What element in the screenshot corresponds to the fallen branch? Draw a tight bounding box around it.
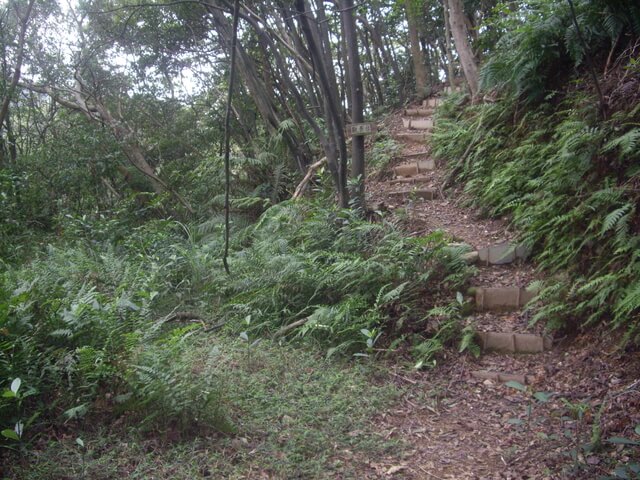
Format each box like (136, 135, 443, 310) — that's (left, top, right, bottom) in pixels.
(292, 157, 327, 199)
(390, 371, 418, 385)
(274, 318, 309, 337)
(166, 311, 204, 322)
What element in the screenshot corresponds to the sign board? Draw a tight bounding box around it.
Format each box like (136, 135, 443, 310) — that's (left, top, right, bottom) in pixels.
(348, 123, 376, 136)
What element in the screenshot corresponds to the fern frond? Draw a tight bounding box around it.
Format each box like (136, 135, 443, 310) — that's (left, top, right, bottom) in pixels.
(601, 204, 632, 236)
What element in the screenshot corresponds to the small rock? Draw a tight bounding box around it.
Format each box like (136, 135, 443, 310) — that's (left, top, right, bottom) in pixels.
(386, 464, 407, 475)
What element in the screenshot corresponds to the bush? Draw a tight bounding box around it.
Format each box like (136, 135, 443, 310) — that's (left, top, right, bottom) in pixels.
(220, 200, 472, 355)
(433, 67, 640, 342)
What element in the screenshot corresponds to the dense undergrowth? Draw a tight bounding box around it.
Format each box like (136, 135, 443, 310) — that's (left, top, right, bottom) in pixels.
(0, 198, 469, 461)
(433, 0, 640, 343)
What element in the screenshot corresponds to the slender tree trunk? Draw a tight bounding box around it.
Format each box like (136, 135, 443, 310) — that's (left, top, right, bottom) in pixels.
(358, 15, 386, 107)
(405, 1, 429, 99)
(296, 0, 348, 207)
(209, 6, 311, 172)
(0, 0, 35, 158)
(442, 0, 456, 85)
(341, 0, 365, 211)
(447, 0, 479, 98)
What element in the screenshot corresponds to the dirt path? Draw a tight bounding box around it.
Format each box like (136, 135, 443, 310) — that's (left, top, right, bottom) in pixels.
(363, 101, 640, 479)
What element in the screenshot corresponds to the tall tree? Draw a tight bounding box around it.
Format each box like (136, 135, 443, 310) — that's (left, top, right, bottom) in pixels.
(341, 0, 365, 210)
(442, 0, 456, 85)
(446, 0, 479, 98)
(405, 0, 429, 98)
(0, 0, 36, 165)
(295, 0, 349, 207)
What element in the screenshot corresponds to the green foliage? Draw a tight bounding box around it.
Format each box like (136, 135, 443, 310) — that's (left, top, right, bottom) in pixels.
(0, 220, 226, 445)
(368, 136, 401, 176)
(480, 0, 640, 103)
(222, 200, 472, 355)
(0, 197, 471, 452)
(5, 340, 401, 479)
(434, 62, 640, 342)
(125, 332, 231, 433)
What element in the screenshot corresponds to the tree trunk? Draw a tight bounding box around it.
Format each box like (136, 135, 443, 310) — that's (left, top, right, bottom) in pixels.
(341, 0, 365, 211)
(0, 0, 36, 166)
(442, 0, 457, 86)
(295, 0, 349, 207)
(405, 1, 429, 99)
(209, 5, 311, 172)
(447, 0, 479, 98)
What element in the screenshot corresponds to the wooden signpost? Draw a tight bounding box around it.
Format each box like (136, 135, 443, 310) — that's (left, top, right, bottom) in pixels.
(348, 122, 376, 136)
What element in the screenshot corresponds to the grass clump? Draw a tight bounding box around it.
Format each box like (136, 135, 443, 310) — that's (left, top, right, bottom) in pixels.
(1, 199, 469, 473)
(6, 339, 401, 480)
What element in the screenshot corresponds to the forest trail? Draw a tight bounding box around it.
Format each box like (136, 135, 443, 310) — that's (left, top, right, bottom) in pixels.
(362, 99, 638, 479)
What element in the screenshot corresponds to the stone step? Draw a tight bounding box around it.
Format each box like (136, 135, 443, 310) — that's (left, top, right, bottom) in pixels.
(402, 118, 434, 130)
(471, 370, 533, 385)
(389, 176, 431, 185)
(401, 150, 430, 159)
(473, 287, 538, 312)
(444, 85, 463, 94)
(478, 242, 530, 265)
(395, 132, 429, 143)
(391, 158, 434, 178)
(389, 188, 438, 201)
(461, 251, 479, 264)
(461, 242, 531, 266)
(418, 158, 435, 171)
(404, 108, 434, 116)
(476, 332, 552, 354)
(393, 163, 418, 177)
(422, 98, 440, 108)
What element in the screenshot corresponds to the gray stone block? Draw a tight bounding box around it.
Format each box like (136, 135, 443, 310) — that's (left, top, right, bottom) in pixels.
(404, 108, 434, 116)
(393, 163, 419, 177)
(471, 370, 532, 385)
(477, 242, 531, 265)
(417, 158, 435, 171)
(401, 118, 434, 130)
(474, 287, 538, 312)
(476, 332, 552, 353)
(389, 188, 438, 201)
(396, 133, 429, 143)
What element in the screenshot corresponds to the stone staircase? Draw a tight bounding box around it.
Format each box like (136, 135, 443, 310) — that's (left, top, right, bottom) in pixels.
(382, 95, 551, 387)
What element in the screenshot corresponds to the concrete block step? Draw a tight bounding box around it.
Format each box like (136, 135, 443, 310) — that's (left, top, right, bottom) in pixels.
(418, 158, 435, 171)
(392, 158, 435, 179)
(478, 242, 530, 265)
(473, 286, 538, 312)
(401, 151, 430, 159)
(389, 176, 431, 185)
(471, 370, 533, 385)
(460, 242, 531, 266)
(389, 188, 438, 201)
(444, 243, 477, 264)
(396, 132, 429, 143)
(476, 331, 552, 354)
(422, 98, 440, 108)
(404, 108, 434, 116)
(393, 163, 418, 177)
(402, 118, 434, 130)
(461, 251, 479, 264)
